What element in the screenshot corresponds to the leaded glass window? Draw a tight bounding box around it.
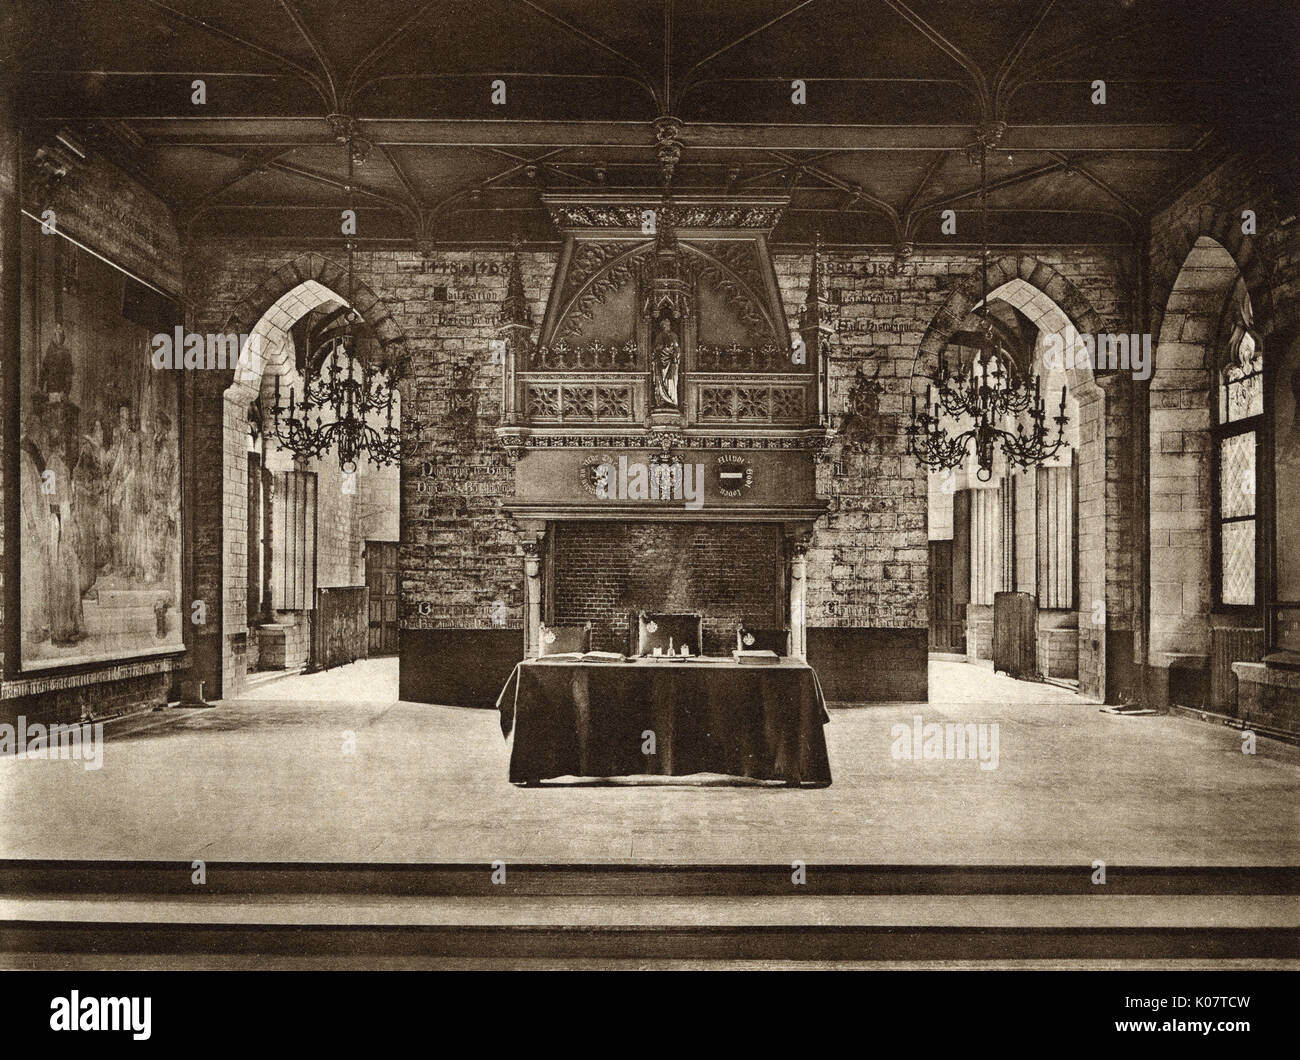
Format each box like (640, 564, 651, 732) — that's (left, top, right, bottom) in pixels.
(1213, 288, 1261, 608)
(1219, 328, 1263, 423)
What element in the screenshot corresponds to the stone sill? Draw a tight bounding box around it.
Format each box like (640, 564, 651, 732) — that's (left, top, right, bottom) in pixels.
(1233, 661, 1300, 691)
(1163, 652, 1208, 670)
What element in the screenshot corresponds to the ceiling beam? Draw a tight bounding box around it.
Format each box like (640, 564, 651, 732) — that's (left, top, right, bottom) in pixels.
(104, 117, 1204, 153)
(349, 70, 659, 111)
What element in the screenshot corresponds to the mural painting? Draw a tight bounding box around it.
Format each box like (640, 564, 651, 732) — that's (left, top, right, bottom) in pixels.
(18, 223, 183, 669)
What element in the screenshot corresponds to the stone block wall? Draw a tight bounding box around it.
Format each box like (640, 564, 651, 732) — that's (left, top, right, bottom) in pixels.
(1145, 148, 1300, 691)
(183, 240, 1132, 704)
(773, 248, 1129, 648)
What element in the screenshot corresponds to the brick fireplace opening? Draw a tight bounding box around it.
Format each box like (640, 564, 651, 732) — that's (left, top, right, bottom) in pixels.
(548, 521, 785, 654)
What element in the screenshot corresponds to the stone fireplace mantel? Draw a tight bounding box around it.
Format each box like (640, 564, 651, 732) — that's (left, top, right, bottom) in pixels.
(502, 500, 827, 525)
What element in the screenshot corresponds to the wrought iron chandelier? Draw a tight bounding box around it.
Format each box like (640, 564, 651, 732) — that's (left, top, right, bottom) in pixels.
(271, 124, 401, 473)
(272, 331, 400, 474)
(905, 136, 1069, 482)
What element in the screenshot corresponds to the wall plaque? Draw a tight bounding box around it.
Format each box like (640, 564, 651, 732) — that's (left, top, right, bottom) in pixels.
(715, 455, 755, 497)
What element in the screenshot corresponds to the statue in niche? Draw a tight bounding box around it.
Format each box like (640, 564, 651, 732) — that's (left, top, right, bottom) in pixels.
(651, 310, 682, 409)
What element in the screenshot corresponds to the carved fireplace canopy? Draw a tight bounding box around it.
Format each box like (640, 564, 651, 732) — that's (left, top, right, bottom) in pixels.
(496, 192, 830, 450)
(498, 191, 830, 532)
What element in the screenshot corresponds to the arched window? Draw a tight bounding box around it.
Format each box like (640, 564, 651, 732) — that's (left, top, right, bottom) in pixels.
(1212, 285, 1263, 607)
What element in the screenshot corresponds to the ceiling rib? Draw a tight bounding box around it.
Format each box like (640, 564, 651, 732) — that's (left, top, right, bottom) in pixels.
(677, 0, 819, 104)
(377, 143, 425, 213)
(505, 0, 661, 111)
(768, 149, 902, 242)
(179, 145, 299, 231)
(199, 148, 417, 221)
(129, 0, 332, 106)
(1047, 152, 1141, 216)
(915, 159, 1067, 215)
(20, 1, 1254, 246)
(341, 0, 443, 108)
(900, 152, 949, 238)
(276, 0, 340, 108)
(880, 0, 989, 118)
(992, 0, 1056, 117)
(1001, 10, 1162, 112)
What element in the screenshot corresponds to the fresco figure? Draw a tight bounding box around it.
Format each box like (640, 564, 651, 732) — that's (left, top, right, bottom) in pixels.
(44, 438, 86, 646)
(19, 436, 53, 648)
(107, 403, 145, 579)
(19, 227, 184, 669)
(73, 419, 111, 591)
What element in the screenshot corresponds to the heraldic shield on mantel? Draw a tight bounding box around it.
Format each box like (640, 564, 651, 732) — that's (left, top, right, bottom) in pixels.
(17, 217, 184, 670)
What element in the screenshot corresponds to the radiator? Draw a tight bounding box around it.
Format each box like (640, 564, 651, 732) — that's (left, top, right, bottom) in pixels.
(1210, 627, 1266, 712)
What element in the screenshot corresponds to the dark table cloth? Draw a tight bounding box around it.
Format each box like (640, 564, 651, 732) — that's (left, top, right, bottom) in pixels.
(496, 658, 832, 786)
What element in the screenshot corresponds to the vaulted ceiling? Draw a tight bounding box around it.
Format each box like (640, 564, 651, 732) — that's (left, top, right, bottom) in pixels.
(8, 0, 1295, 249)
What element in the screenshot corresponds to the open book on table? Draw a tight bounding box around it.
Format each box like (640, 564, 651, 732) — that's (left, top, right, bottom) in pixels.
(539, 650, 627, 663)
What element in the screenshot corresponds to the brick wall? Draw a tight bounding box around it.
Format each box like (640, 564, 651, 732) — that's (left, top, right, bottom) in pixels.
(1, 670, 169, 728)
(186, 244, 553, 652)
(551, 521, 783, 654)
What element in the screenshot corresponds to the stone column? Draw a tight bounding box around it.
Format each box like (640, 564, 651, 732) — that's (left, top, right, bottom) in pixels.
(789, 541, 809, 660)
(523, 541, 543, 658)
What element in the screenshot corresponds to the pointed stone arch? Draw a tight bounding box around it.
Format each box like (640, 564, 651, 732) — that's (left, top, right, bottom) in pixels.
(1147, 236, 1244, 668)
(913, 254, 1121, 702)
(914, 254, 1108, 384)
(219, 251, 408, 358)
(1143, 198, 1297, 684)
(202, 256, 411, 699)
(1149, 204, 1277, 344)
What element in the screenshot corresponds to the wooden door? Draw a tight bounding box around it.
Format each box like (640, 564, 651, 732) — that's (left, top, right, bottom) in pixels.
(365, 540, 399, 655)
(928, 540, 965, 652)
